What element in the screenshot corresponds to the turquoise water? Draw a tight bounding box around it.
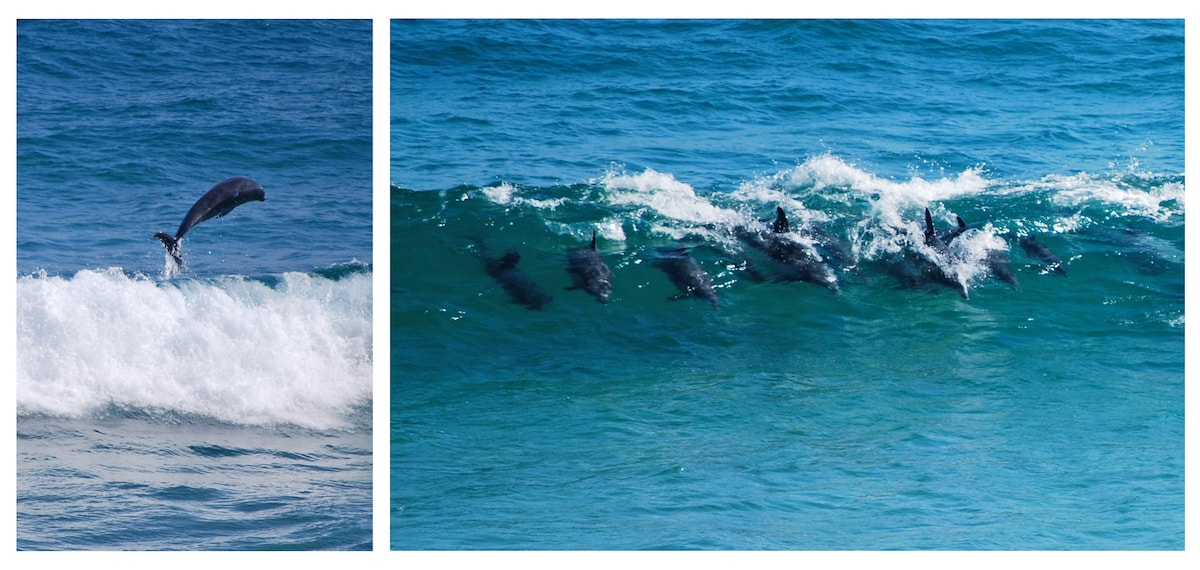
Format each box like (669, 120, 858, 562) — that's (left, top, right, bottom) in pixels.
(391, 20, 1183, 549)
(16, 19, 373, 550)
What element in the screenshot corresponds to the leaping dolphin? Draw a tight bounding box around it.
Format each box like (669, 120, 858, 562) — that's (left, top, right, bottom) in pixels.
(154, 176, 266, 267)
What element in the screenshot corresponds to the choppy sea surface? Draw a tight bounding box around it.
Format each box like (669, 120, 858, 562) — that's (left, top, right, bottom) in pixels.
(391, 19, 1184, 550)
(16, 19, 373, 550)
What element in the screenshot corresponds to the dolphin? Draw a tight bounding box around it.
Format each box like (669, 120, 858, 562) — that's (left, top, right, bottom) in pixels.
(938, 212, 1019, 291)
(1018, 235, 1068, 276)
(985, 249, 1021, 291)
(920, 208, 969, 298)
(882, 257, 941, 294)
(154, 176, 265, 267)
(940, 214, 968, 244)
(566, 230, 615, 303)
(653, 246, 719, 307)
(473, 240, 553, 310)
(923, 208, 951, 255)
(737, 207, 839, 292)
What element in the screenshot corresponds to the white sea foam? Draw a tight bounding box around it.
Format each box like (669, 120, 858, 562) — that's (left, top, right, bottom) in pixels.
(480, 182, 517, 204)
(1036, 173, 1185, 221)
(730, 175, 829, 227)
(16, 268, 372, 430)
(782, 154, 993, 206)
(598, 167, 743, 226)
(480, 181, 568, 210)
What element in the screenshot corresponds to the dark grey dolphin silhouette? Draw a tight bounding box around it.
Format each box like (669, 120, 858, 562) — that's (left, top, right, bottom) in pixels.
(653, 246, 719, 307)
(738, 207, 839, 292)
(566, 230, 615, 303)
(470, 238, 553, 310)
(1018, 235, 1068, 276)
(154, 176, 265, 267)
(921, 208, 969, 298)
(485, 251, 553, 310)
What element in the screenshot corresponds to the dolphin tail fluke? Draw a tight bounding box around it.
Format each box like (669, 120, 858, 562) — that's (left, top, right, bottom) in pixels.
(154, 231, 183, 267)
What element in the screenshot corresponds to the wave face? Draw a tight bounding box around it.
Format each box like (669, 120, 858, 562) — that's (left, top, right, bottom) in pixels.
(17, 264, 373, 430)
(392, 157, 1182, 313)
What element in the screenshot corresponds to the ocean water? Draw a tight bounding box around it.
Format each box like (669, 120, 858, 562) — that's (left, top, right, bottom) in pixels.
(16, 19, 374, 550)
(391, 20, 1184, 549)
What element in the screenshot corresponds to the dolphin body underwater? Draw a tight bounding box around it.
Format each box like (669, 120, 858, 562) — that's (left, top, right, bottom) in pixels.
(653, 245, 719, 307)
(566, 230, 615, 303)
(484, 250, 554, 310)
(154, 176, 266, 268)
(469, 238, 554, 310)
(933, 210, 1021, 292)
(1018, 234, 1068, 276)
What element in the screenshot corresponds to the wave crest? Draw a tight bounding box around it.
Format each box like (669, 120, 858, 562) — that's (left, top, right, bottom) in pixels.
(16, 266, 372, 430)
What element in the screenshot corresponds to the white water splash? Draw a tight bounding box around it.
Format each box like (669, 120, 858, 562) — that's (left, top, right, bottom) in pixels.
(16, 268, 372, 430)
(598, 167, 743, 226)
(481, 181, 568, 210)
(1030, 173, 1184, 221)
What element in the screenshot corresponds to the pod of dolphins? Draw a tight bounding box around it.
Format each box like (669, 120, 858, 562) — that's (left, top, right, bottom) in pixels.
(472, 205, 1070, 310)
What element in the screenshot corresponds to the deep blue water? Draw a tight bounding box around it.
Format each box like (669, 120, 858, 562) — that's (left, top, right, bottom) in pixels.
(16, 19, 373, 550)
(391, 20, 1184, 550)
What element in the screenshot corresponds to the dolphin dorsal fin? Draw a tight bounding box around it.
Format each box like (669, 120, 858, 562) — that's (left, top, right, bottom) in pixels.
(957, 216, 966, 229)
(590, 230, 597, 250)
(924, 208, 936, 242)
(772, 206, 790, 233)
